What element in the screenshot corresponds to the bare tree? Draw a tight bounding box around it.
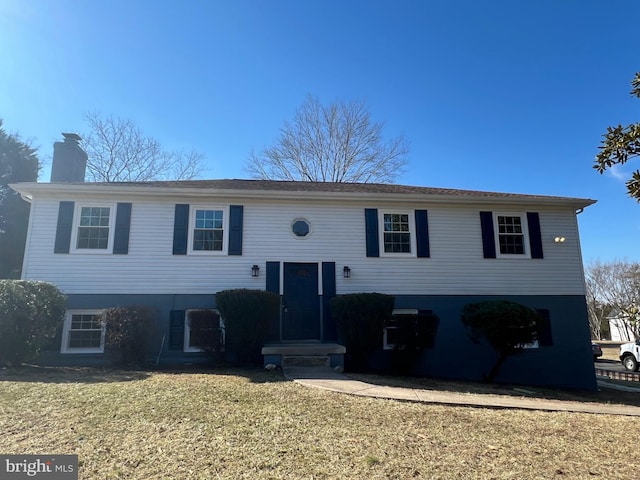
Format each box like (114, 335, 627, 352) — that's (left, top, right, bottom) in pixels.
(585, 260, 640, 340)
(246, 95, 408, 183)
(82, 112, 204, 182)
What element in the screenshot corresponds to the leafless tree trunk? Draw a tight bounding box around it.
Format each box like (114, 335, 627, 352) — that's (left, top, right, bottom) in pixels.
(82, 112, 204, 182)
(585, 260, 640, 340)
(246, 95, 408, 183)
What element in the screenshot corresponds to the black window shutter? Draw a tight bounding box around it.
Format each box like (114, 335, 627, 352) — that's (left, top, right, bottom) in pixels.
(113, 203, 132, 254)
(172, 204, 189, 255)
(535, 309, 553, 346)
(266, 261, 280, 294)
(479, 211, 496, 259)
(527, 212, 544, 259)
(415, 209, 430, 258)
(322, 262, 337, 341)
(54, 201, 75, 254)
(168, 310, 185, 351)
(228, 205, 243, 256)
(364, 208, 379, 257)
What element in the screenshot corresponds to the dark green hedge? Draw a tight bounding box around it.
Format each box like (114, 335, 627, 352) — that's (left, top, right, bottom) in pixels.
(0, 280, 66, 366)
(216, 289, 280, 364)
(330, 293, 394, 370)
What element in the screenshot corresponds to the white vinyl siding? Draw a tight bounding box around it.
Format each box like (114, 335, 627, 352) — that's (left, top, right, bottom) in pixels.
(22, 195, 587, 296)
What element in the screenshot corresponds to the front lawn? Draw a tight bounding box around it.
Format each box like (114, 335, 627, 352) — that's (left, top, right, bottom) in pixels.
(0, 366, 634, 479)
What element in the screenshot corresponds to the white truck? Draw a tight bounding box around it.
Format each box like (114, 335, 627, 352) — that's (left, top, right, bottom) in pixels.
(620, 340, 640, 371)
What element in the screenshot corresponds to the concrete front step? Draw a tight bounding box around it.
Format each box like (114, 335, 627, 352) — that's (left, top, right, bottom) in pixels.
(262, 343, 345, 369)
(282, 356, 329, 367)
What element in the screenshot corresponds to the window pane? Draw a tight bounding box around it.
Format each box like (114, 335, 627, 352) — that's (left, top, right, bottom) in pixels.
(384, 232, 411, 253)
(77, 226, 109, 249)
(499, 234, 525, 254)
(193, 229, 223, 251)
(498, 216, 522, 234)
(497, 215, 525, 255)
(68, 330, 102, 348)
(80, 207, 110, 227)
(383, 212, 411, 253)
(77, 207, 110, 249)
(193, 210, 224, 251)
(68, 314, 102, 349)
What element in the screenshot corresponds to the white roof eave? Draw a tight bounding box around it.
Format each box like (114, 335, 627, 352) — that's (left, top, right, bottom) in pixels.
(8, 182, 597, 209)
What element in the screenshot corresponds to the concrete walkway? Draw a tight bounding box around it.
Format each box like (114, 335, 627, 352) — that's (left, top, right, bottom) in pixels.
(282, 366, 640, 417)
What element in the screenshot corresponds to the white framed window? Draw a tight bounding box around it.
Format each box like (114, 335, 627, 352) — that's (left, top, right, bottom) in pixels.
(383, 309, 419, 350)
(494, 213, 530, 258)
(61, 310, 105, 354)
(188, 206, 229, 254)
(379, 210, 416, 257)
(184, 309, 225, 352)
(71, 204, 115, 253)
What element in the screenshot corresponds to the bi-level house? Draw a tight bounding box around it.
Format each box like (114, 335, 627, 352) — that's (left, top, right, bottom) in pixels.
(10, 134, 597, 389)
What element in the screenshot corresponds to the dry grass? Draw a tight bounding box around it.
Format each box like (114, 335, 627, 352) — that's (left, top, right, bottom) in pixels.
(1, 365, 639, 479)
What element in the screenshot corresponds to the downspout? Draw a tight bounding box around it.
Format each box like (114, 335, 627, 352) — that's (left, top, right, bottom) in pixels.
(18, 192, 33, 280)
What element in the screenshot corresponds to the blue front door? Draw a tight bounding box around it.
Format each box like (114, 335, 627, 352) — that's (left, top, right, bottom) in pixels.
(283, 262, 320, 340)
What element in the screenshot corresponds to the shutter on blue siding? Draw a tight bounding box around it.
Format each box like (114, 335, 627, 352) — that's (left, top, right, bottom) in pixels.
(266, 261, 280, 294)
(322, 262, 337, 341)
(113, 202, 132, 254)
(168, 310, 185, 350)
(172, 204, 189, 255)
(364, 208, 379, 257)
(527, 212, 544, 259)
(535, 309, 553, 346)
(479, 211, 496, 259)
(228, 205, 243, 256)
(54, 201, 75, 254)
(415, 210, 430, 258)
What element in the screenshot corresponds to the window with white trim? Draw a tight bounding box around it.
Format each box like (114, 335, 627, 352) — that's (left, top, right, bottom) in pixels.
(71, 204, 115, 252)
(380, 211, 415, 256)
(184, 309, 225, 352)
(189, 206, 228, 254)
(495, 213, 529, 256)
(61, 310, 105, 353)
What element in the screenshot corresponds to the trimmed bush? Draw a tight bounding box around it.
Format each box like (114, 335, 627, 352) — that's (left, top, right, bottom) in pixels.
(100, 306, 156, 366)
(330, 293, 394, 370)
(215, 289, 280, 365)
(0, 280, 66, 366)
(461, 300, 542, 382)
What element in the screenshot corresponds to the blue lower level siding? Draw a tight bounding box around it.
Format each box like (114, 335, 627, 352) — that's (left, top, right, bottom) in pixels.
(45, 293, 595, 391)
(391, 294, 596, 391)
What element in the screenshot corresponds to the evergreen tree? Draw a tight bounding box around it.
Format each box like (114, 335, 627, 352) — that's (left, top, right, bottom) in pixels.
(0, 120, 39, 278)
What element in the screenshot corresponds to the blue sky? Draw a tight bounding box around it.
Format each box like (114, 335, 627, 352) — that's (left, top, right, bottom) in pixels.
(1, 0, 639, 264)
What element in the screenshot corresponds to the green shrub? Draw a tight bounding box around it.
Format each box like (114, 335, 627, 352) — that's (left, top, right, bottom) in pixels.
(0, 280, 66, 366)
(100, 306, 156, 366)
(330, 293, 394, 370)
(215, 289, 280, 365)
(461, 300, 542, 382)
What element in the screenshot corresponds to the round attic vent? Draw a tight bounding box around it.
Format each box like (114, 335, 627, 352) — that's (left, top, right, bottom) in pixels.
(292, 219, 311, 237)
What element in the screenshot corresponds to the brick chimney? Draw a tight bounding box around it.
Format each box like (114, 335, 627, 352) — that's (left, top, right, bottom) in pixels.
(51, 133, 87, 182)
